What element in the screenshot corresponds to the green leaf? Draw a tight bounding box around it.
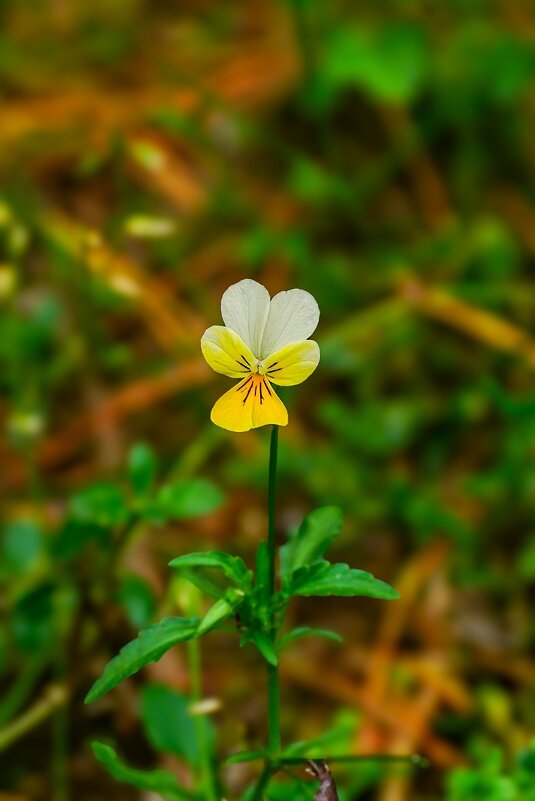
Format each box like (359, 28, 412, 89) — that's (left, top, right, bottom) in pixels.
(277, 626, 343, 652)
(286, 561, 399, 600)
(177, 567, 225, 600)
(280, 506, 343, 579)
(128, 443, 158, 496)
(1, 519, 43, 574)
(92, 742, 195, 801)
(169, 551, 252, 590)
(281, 709, 357, 758)
(117, 574, 156, 628)
(70, 483, 129, 527)
(85, 617, 199, 703)
(154, 479, 224, 521)
(141, 684, 213, 765)
(225, 748, 269, 764)
(248, 630, 278, 666)
(197, 589, 244, 636)
(323, 24, 427, 103)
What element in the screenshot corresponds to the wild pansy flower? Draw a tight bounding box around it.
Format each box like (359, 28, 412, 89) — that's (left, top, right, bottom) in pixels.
(201, 279, 320, 431)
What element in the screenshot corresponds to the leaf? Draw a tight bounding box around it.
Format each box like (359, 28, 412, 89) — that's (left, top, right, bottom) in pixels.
(281, 710, 357, 758)
(141, 684, 213, 765)
(154, 479, 224, 521)
(286, 561, 399, 600)
(177, 567, 225, 600)
(117, 574, 156, 629)
(248, 629, 278, 666)
(280, 506, 343, 579)
(323, 24, 427, 103)
(169, 552, 252, 590)
(92, 742, 195, 801)
(70, 483, 130, 527)
(128, 443, 158, 496)
(225, 748, 269, 765)
(197, 589, 244, 636)
(1, 519, 43, 574)
(277, 626, 343, 652)
(85, 617, 199, 703)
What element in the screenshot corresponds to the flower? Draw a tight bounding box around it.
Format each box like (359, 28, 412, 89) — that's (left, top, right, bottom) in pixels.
(201, 279, 320, 432)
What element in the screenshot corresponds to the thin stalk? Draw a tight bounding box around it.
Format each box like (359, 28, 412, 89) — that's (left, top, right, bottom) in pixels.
(0, 685, 67, 753)
(266, 425, 281, 756)
(250, 761, 275, 801)
(187, 626, 217, 801)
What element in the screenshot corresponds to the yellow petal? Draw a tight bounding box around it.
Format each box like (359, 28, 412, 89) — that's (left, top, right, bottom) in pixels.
(201, 326, 256, 379)
(262, 340, 320, 386)
(211, 375, 288, 432)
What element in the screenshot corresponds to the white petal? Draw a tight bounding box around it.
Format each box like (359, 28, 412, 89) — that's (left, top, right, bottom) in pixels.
(221, 279, 270, 356)
(260, 288, 320, 357)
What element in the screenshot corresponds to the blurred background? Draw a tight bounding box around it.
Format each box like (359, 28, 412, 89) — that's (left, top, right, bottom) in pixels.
(1, 1, 535, 799)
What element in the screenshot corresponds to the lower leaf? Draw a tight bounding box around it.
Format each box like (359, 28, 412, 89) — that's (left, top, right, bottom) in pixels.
(85, 616, 199, 703)
(92, 742, 196, 801)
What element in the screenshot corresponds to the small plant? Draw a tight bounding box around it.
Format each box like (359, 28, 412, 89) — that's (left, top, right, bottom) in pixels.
(85, 280, 400, 800)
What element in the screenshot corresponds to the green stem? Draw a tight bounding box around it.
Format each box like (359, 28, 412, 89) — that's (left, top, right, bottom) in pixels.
(0, 685, 67, 753)
(250, 761, 275, 801)
(267, 425, 279, 597)
(266, 425, 281, 756)
(187, 625, 217, 801)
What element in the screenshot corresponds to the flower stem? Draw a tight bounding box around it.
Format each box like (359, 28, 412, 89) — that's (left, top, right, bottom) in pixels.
(266, 425, 281, 756)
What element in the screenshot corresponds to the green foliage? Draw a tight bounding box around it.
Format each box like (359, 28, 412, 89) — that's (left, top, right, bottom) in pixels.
(85, 617, 199, 703)
(276, 626, 343, 652)
(70, 483, 129, 528)
(279, 506, 343, 578)
(1, 519, 43, 574)
(283, 560, 399, 600)
(321, 23, 428, 103)
(141, 684, 214, 766)
(92, 742, 195, 801)
(128, 442, 158, 496)
(150, 479, 224, 522)
(445, 745, 535, 801)
(117, 573, 156, 629)
(170, 551, 253, 591)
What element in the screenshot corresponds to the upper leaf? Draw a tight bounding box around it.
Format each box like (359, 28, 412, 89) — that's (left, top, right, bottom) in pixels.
(85, 616, 199, 703)
(279, 506, 343, 579)
(169, 551, 252, 591)
(92, 742, 195, 801)
(285, 561, 399, 600)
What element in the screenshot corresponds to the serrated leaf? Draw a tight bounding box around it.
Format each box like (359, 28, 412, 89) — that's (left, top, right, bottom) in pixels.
(169, 551, 252, 590)
(128, 443, 158, 496)
(92, 742, 195, 800)
(286, 561, 399, 600)
(277, 626, 343, 652)
(197, 589, 244, 636)
(85, 617, 199, 703)
(280, 506, 343, 579)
